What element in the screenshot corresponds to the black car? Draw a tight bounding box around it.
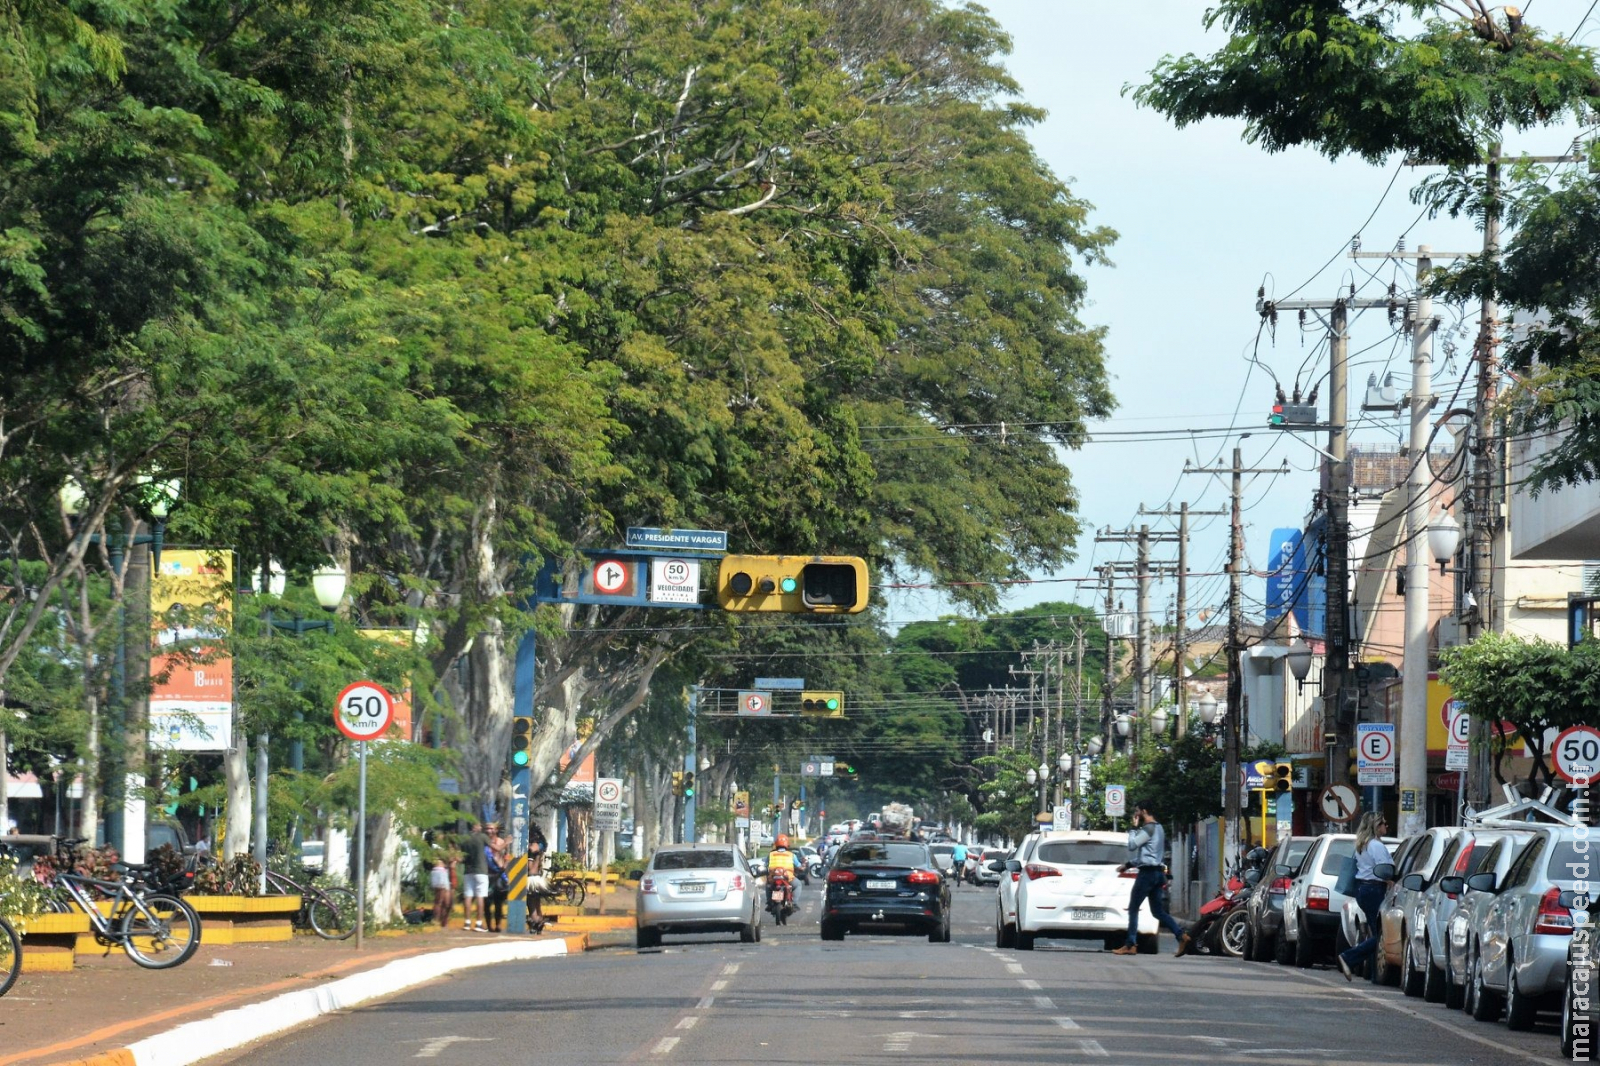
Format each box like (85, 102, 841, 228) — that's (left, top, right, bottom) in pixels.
(821, 839, 951, 942)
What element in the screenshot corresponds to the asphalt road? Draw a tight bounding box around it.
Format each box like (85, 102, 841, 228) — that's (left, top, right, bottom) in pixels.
(214, 883, 1570, 1065)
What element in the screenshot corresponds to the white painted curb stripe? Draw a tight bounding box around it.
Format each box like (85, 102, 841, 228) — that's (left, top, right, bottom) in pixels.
(125, 939, 571, 1066)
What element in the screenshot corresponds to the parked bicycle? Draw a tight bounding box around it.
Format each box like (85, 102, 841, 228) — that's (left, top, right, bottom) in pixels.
(548, 872, 586, 907)
(40, 838, 200, 969)
(0, 915, 20, 997)
(263, 868, 356, 940)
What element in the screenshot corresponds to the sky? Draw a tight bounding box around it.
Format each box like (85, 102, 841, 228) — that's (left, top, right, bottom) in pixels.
(883, 1, 1599, 635)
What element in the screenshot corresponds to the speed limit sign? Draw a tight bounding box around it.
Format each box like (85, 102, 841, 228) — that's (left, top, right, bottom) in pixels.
(334, 680, 395, 741)
(1553, 725, 1600, 783)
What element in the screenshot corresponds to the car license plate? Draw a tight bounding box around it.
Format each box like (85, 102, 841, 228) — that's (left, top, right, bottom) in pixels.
(678, 882, 709, 894)
(865, 879, 898, 890)
(1072, 908, 1101, 922)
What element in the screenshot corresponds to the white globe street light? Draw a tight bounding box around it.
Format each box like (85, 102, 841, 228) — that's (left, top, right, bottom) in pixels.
(1429, 511, 1463, 570)
(1086, 736, 1105, 757)
(1058, 753, 1073, 775)
(311, 565, 347, 610)
(1114, 714, 1133, 738)
(1025, 769, 1038, 786)
(1197, 691, 1221, 726)
(1150, 707, 1170, 735)
(1286, 639, 1313, 692)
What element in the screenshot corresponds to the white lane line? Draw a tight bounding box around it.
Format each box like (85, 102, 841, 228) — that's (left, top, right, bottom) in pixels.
(1032, 996, 1055, 1009)
(697, 995, 715, 1009)
(1078, 1039, 1109, 1057)
(415, 1037, 490, 1058)
(1018, 979, 1042, 990)
(1294, 971, 1565, 1066)
(652, 1037, 679, 1055)
(675, 1017, 699, 1030)
(1005, 962, 1026, 974)
(710, 980, 728, 991)
(722, 963, 740, 975)
(1055, 1017, 1082, 1030)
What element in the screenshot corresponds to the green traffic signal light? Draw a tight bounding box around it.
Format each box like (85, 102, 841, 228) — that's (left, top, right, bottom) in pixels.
(683, 771, 695, 798)
(510, 718, 533, 769)
(780, 576, 798, 593)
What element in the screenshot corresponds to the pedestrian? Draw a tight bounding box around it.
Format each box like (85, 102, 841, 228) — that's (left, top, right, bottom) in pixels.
(429, 851, 454, 928)
(462, 821, 491, 931)
(527, 824, 548, 934)
(1113, 799, 1191, 956)
(485, 823, 510, 933)
(1338, 811, 1393, 981)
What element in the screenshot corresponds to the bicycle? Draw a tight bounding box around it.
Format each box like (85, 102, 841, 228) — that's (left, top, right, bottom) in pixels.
(43, 838, 200, 969)
(0, 915, 19, 997)
(549, 872, 586, 907)
(263, 868, 356, 940)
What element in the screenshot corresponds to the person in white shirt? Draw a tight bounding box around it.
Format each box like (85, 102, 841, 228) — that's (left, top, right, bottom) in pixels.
(1338, 811, 1393, 981)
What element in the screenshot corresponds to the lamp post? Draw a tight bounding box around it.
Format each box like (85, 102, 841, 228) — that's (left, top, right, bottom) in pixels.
(1286, 640, 1313, 692)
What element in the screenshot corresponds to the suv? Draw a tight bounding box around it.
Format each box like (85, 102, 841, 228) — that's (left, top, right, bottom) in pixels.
(1245, 835, 1313, 963)
(1013, 831, 1155, 952)
(1281, 832, 1397, 968)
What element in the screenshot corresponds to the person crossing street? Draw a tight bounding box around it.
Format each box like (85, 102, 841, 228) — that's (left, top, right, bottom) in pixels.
(1113, 800, 1190, 956)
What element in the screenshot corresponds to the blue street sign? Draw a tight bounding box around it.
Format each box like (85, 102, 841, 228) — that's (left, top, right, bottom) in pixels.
(626, 527, 728, 552)
(755, 677, 806, 690)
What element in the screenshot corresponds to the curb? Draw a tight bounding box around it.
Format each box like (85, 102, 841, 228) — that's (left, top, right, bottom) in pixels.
(67, 936, 587, 1066)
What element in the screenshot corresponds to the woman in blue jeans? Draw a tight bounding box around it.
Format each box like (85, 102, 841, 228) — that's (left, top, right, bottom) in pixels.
(1338, 811, 1392, 981)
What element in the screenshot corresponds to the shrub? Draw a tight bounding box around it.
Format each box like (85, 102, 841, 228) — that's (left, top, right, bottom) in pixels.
(0, 855, 53, 929)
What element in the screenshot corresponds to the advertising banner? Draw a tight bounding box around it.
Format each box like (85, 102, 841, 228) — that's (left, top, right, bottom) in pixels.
(357, 629, 416, 741)
(148, 550, 234, 752)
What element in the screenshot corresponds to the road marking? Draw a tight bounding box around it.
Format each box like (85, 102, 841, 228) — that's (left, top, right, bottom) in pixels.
(722, 963, 740, 975)
(1005, 962, 1026, 974)
(652, 1037, 678, 1055)
(1078, 1039, 1109, 1057)
(1032, 996, 1055, 1009)
(415, 1036, 490, 1058)
(697, 996, 715, 1009)
(1055, 1017, 1082, 1030)
(1018, 979, 1042, 990)
(710, 980, 728, 991)
(675, 1017, 699, 1030)
(885, 1032, 914, 1052)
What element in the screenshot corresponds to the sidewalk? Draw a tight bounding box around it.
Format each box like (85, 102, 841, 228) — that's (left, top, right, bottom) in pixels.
(0, 925, 588, 1066)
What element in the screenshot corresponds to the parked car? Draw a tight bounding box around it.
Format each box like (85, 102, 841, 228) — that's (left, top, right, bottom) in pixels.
(929, 843, 956, 874)
(820, 838, 951, 942)
(1560, 892, 1599, 1059)
(1280, 832, 1398, 968)
(995, 831, 1043, 948)
(1377, 826, 1466, 992)
(1244, 835, 1313, 963)
(1443, 829, 1534, 1009)
(974, 847, 1009, 887)
(1454, 823, 1588, 1029)
(1400, 826, 1531, 1004)
(634, 843, 762, 948)
(1012, 830, 1157, 953)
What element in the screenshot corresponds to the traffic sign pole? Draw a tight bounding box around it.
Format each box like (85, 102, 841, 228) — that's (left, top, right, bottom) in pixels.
(685, 685, 698, 843)
(332, 681, 393, 951)
(356, 738, 368, 951)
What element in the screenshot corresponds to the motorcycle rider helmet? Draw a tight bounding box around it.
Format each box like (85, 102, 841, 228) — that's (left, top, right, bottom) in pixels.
(1246, 846, 1270, 866)
(775, 834, 790, 849)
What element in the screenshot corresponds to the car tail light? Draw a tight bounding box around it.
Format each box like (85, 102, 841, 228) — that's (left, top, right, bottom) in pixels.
(826, 869, 857, 883)
(730, 874, 744, 891)
(1010, 871, 1020, 883)
(1025, 864, 1061, 880)
(1536, 887, 1575, 935)
(1307, 885, 1329, 911)
(907, 870, 941, 885)
(1269, 876, 1291, 895)
(641, 877, 656, 894)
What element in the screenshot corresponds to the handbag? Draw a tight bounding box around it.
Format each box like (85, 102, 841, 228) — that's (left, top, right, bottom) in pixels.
(1334, 853, 1357, 897)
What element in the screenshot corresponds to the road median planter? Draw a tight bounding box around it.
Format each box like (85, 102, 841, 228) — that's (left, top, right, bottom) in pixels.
(182, 895, 300, 945)
(11, 912, 90, 972)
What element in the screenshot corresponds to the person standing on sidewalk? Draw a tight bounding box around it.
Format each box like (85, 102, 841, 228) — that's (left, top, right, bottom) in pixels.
(1338, 812, 1393, 981)
(485, 823, 510, 933)
(462, 822, 491, 931)
(1113, 800, 1190, 956)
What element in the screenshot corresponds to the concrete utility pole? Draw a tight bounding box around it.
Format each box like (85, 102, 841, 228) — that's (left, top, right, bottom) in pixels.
(1095, 527, 1178, 720)
(1186, 445, 1289, 863)
(1101, 565, 1118, 754)
(1403, 248, 1436, 839)
(1140, 503, 1228, 737)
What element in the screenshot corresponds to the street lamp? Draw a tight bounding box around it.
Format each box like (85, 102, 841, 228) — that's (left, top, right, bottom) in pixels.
(1286, 640, 1313, 692)
(1085, 735, 1105, 757)
(1429, 512, 1463, 572)
(1149, 707, 1170, 735)
(1114, 714, 1133, 738)
(1197, 691, 1221, 727)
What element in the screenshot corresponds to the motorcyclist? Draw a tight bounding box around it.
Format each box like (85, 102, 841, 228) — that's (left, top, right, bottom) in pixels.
(767, 834, 798, 907)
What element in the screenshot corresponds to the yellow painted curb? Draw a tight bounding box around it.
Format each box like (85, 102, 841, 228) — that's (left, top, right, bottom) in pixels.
(8, 913, 90, 935)
(547, 915, 632, 932)
(185, 895, 301, 915)
(562, 933, 590, 953)
(56, 1050, 136, 1066)
(20, 946, 73, 973)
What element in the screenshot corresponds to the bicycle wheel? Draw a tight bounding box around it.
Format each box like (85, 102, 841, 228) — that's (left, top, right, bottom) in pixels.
(308, 886, 357, 940)
(119, 894, 200, 969)
(557, 876, 586, 907)
(0, 917, 20, 997)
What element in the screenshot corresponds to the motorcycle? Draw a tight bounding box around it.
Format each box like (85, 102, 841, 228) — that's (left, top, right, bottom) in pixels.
(1185, 847, 1268, 958)
(766, 871, 797, 925)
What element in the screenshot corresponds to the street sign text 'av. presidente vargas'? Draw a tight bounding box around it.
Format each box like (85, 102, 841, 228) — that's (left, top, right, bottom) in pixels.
(625, 527, 728, 553)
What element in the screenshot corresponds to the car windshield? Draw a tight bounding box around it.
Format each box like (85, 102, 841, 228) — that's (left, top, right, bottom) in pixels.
(654, 850, 735, 871)
(1034, 840, 1124, 866)
(838, 843, 928, 868)
(930, 844, 954, 857)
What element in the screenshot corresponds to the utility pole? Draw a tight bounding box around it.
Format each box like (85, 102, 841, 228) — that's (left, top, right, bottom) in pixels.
(1404, 249, 1436, 838)
(1096, 526, 1179, 721)
(1140, 503, 1228, 737)
(1186, 446, 1289, 866)
(1101, 565, 1117, 755)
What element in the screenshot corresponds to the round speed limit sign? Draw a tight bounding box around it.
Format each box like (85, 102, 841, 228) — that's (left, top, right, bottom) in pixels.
(1553, 725, 1600, 784)
(334, 680, 395, 741)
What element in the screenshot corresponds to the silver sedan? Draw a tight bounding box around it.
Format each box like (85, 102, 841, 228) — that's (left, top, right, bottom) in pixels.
(635, 844, 763, 948)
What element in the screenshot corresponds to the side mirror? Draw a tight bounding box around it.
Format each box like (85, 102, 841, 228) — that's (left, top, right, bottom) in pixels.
(987, 860, 1006, 873)
(1005, 859, 1023, 873)
(627, 869, 644, 881)
(1464, 871, 1498, 894)
(1400, 873, 1426, 892)
(1373, 862, 1396, 883)
(1275, 864, 1295, 878)
(1438, 875, 1465, 896)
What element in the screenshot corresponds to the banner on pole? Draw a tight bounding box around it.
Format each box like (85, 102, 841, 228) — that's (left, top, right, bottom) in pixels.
(148, 549, 234, 752)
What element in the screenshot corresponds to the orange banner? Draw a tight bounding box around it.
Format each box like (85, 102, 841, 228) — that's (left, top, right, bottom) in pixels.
(149, 550, 234, 752)
(357, 628, 415, 741)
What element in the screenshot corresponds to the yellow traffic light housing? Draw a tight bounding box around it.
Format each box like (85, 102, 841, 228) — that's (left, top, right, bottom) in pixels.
(1272, 761, 1294, 792)
(716, 555, 868, 613)
(800, 690, 844, 717)
(510, 718, 533, 768)
(671, 771, 685, 796)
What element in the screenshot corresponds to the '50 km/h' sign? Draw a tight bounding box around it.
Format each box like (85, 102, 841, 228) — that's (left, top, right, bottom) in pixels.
(1553, 725, 1600, 784)
(334, 680, 394, 741)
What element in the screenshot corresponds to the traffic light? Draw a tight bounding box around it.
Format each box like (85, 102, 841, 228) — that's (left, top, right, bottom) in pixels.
(801, 690, 844, 717)
(836, 762, 856, 777)
(682, 772, 695, 799)
(1272, 761, 1294, 793)
(671, 771, 685, 796)
(1269, 403, 1285, 426)
(510, 718, 533, 768)
(716, 555, 869, 613)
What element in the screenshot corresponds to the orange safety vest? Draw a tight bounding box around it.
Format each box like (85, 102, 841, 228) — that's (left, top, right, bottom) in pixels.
(767, 849, 796, 877)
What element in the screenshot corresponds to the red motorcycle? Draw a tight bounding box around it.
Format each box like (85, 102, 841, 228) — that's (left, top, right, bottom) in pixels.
(767, 870, 797, 925)
(1185, 847, 1268, 958)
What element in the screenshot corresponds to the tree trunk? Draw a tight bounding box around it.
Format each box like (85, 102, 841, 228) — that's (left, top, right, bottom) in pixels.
(363, 810, 403, 923)
(457, 493, 514, 822)
(223, 730, 251, 859)
(80, 691, 100, 840)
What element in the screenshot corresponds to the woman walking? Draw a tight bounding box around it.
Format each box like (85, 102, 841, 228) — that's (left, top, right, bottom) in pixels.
(1338, 811, 1393, 981)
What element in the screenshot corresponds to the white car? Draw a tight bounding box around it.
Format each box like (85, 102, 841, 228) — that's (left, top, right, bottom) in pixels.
(995, 831, 1042, 948)
(1013, 830, 1156, 952)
